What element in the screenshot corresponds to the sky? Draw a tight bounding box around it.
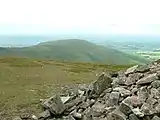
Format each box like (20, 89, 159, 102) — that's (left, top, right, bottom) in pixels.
(0, 0, 160, 35)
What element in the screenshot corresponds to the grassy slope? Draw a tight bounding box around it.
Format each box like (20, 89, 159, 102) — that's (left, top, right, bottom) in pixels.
(0, 57, 131, 118)
(0, 39, 148, 65)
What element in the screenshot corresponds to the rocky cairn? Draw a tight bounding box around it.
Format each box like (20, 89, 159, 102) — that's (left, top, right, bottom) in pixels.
(14, 60, 160, 120)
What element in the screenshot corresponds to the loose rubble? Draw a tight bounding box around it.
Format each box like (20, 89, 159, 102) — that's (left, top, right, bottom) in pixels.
(13, 59, 160, 120)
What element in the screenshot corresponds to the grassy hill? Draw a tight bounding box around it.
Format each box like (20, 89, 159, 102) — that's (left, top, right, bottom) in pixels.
(0, 57, 131, 119)
(0, 39, 149, 65)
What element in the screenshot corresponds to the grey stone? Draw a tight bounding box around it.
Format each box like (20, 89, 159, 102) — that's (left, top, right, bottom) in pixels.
(41, 94, 65, 115)
(125, 73, 143, 86)
(131, 88, 138, 95)
(132, 108, 144, 117)
(141, 103, 154, 115)
(129, 114, 140, 120)
(65, 96, 84, 112)
(113, 87, 131, 97)
(110, 107, 127, 120)
(155, 104, 160, 113)
(146, 96, 157, 110)
(119, 97, 132, 115)
(125, 65, 138, 75)
(117, 71, 126, 85)
(13, 116, 22, 120)
(83, 107, 93, 120)
(31, 115, 38, 120)
(137, 86, 149, 103)
(136, 65, 150, 73)
(38, 110, 51, 119)
(71, 111, 82, 119)
(157, 71, 160, 79)
(105, 106, 116, 114)
(79, 99, 95, 109)
(152, 116, 160, 120)
(151, 88, 160, 99)
(151, 80, 160, 88)
(92, 73, 112, 95)
(130, 96, 142, 107)
(136, 73, 157, 85)
(60, 96, 71, 104)
(111, 77, 120, 87)
(109, 92, 120, 106)
(142, 116, 152, 120)
(91, 101, 106, 117)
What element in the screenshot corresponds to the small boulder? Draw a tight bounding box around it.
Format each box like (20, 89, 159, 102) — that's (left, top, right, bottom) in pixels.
(109, 92, 120, 106)
(129, 114, 140, 120)
(125, 65, 138, 75)
(136, 73, 157, 85)
(113, 87, 131, 97)
(91, 101, 106, 117)
(60, 96, 71, 104)
(151, 80, 160, 88)
(92, 73, 112, 95)
(119, 97, 132, 115)
(152, 116, 160, 120)
(136, 65, 150, 73)
(132, 108, 144, 117)
(71, 111, 82, 119)
(110, 107, 127, 120)
(151, 88, 160, 99)
(125, 73, 143, 86)
(141, 103, 154, 115)
(41, 94, 65, 115)
(38, 110, 51, 119)
(137, 86, 149, 103)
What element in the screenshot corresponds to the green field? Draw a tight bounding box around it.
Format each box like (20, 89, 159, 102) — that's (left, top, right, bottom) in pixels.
(0, 57, 131, 119)
(135, 51, 160, 60)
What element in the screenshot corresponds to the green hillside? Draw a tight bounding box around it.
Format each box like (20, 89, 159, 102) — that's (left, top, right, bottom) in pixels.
(0, 39, 149, 65)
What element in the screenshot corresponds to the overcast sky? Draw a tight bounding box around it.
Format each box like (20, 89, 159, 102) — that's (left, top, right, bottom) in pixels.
(0, 0, 160, 35)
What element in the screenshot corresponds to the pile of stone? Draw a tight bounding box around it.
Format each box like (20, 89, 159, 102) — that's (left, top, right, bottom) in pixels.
(15, 60, 160, 120)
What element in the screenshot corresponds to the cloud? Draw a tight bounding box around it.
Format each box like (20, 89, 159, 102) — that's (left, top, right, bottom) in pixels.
(0, 0, 160, 35)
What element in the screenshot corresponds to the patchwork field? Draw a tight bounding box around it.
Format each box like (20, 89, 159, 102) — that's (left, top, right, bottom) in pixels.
(135, 51, 160, 60)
